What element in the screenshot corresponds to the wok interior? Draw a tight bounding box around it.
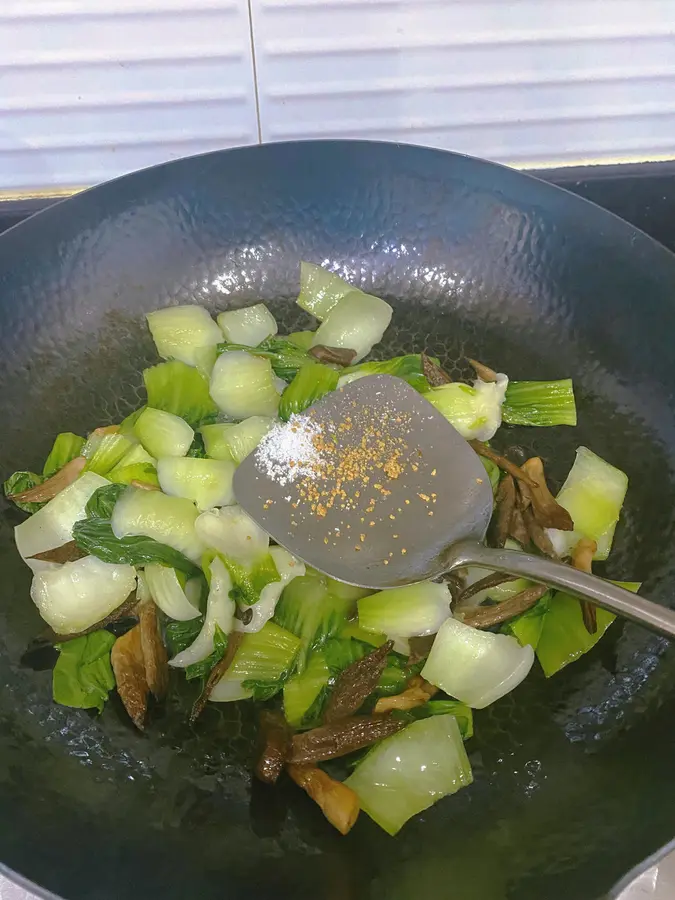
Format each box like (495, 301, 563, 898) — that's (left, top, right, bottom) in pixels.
(0, 142, 675, 899)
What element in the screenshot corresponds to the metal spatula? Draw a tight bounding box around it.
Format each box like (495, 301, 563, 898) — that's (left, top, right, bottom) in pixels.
(234, 375, 675, 639)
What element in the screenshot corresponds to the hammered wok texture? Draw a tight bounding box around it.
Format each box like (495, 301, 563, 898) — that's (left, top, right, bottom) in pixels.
(1, 141, 675, 900)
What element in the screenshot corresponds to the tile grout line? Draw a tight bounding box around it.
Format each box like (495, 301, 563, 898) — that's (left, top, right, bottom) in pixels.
(246, 0, 263, 144)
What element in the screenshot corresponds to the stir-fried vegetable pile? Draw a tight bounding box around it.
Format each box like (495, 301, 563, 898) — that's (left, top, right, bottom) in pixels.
(5, 261, 639, 837)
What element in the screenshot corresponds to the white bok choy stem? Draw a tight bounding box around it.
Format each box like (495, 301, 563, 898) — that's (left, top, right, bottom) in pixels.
(236, 546, 306, 633)
(143, 563, 201, 621)
(422, 617, 534, 709)
(15, 472, 110, 574)
(169, 556, 235, 668)
(31, 556, 137, 634)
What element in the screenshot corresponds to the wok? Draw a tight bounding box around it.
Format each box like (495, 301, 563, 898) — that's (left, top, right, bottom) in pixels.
(1, 140, 675, 900)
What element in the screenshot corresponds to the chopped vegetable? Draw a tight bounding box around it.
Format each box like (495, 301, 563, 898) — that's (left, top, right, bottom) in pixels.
(217, 303, 277, 346)
(340, 354, 431, 393)
(143, 563, 201, 621)
(190, 630, 243, 723)
(43, 432, 86, 478)
(288, 764, 360, 835)
(311, 290, 393, 363)
(83, 433, 134, 476)
(507, 581, 639, 676)
(52, 630, 116, 713)
(108, 444, 158, 487)
(169, 556, 235, 668)
(14, 472, 109, 571)
(156, 456, 235, 510)
(209, 620, 301, 702)
(31, 555, 136, 635)
(217, 337, 313, 382)
(273, 569, 355, 673)
(397, 699, 474, 740)
(134, 407, 194, 459)
(421, 617, 534, 709)
(195, 505, 280, 606)
(254, 710, 291, 784)
(287, 330, 316, 350)
(235, 546, 305, 633)
(111, 486, 204, 564)
(4, 471, 45, 514)
(547, 446, 628, 561)
(143, 359, 218, 428)
(85, 483, 126, 519)
(502, 379, 577, 427)
(296, 261, 354, 320)
(427, 374, 508, 441)
(283, 650, 331, 727)
(209, 351, 280, 418)
(290, 714, 405, 765)
(146, 305, 222, 367)
(111, 624, 149, 730)
(357, 582, 451, 638)
(279, 362, 339, 421)
(345, 715, 473, 836)
(73, 518, 197, 574)
(201, 416, 273, 464)
(9, 456, 86, 504)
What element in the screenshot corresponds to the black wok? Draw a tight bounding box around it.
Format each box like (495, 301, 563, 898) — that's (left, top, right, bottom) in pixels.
(1, 140, 675, 900)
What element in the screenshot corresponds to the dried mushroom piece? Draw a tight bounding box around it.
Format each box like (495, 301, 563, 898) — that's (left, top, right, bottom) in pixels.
(111, 624, 148, 731)
(287, 764, 360, 835)
(255, 710, 292, 785)
(29, 540, 88, 565)
(373, 675, 438, 714)
(488, 474, 516, 548)
(467, 358, 498, 383)
(10, 456, 86, 503)
(290, 715, 406, 765)
(455, 571, 518, 610)
(324, 640, 394, 723)
(469, 441, 538, 488)
(422, 352, 452, 386)
(407, 634, 436, 666)
(308, 345, 357, 366)
(190, 631, 243, 724)
(130, 480, 159, 491)
(572, 537, 598, 634)
(461, 584, 549, 629)
(521, 457, 574, 531)
(138, 601, 169, 700)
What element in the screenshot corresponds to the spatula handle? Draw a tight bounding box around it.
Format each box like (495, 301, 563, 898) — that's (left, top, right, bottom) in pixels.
(444, 540, 675, 640)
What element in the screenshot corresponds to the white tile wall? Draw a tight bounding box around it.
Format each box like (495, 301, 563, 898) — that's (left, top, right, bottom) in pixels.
(0, 0, 259, 192)
(251, 0, 675, 167)
(2, 1, 675, 198)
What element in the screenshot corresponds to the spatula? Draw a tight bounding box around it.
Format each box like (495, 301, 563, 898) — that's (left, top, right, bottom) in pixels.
(233, 375, 675, 639)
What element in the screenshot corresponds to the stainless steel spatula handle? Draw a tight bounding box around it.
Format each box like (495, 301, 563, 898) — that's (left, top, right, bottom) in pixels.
(445, 540, 675, 639)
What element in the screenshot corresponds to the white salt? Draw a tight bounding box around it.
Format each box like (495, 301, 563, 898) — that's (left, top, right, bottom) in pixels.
(254, 414, 322, 485)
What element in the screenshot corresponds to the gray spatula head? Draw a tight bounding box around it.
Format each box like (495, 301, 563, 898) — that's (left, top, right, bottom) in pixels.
(233, 374, 493, 588)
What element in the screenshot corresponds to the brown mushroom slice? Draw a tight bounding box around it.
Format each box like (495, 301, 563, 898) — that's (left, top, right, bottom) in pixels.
(289, 715, 406, 765)
(308, 345, 357, 366)
(29, 540, 88, 565)
(324, 640, 394, 723)
(190, 631, 244, 725)
(461, 584, 549, 629)
(572, 537, 598, 634)
(9, 456, 86, 503)
(373, 675, 438, 714)
(287, 764, 360, 835)
(138, 601, 169, 700)
(489, 474, 516, 548)
(407, 634, 436, 666)
(469, 441, 538, 488)
(111, 624, 148, 731)
(254, 710, 292, 784)
(523, 507, 559, 558)
(422, 352, 452, 386)
(467, 358, 498, 383)
(455, 571, 519, 610)
(521, 457, 574, 531)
